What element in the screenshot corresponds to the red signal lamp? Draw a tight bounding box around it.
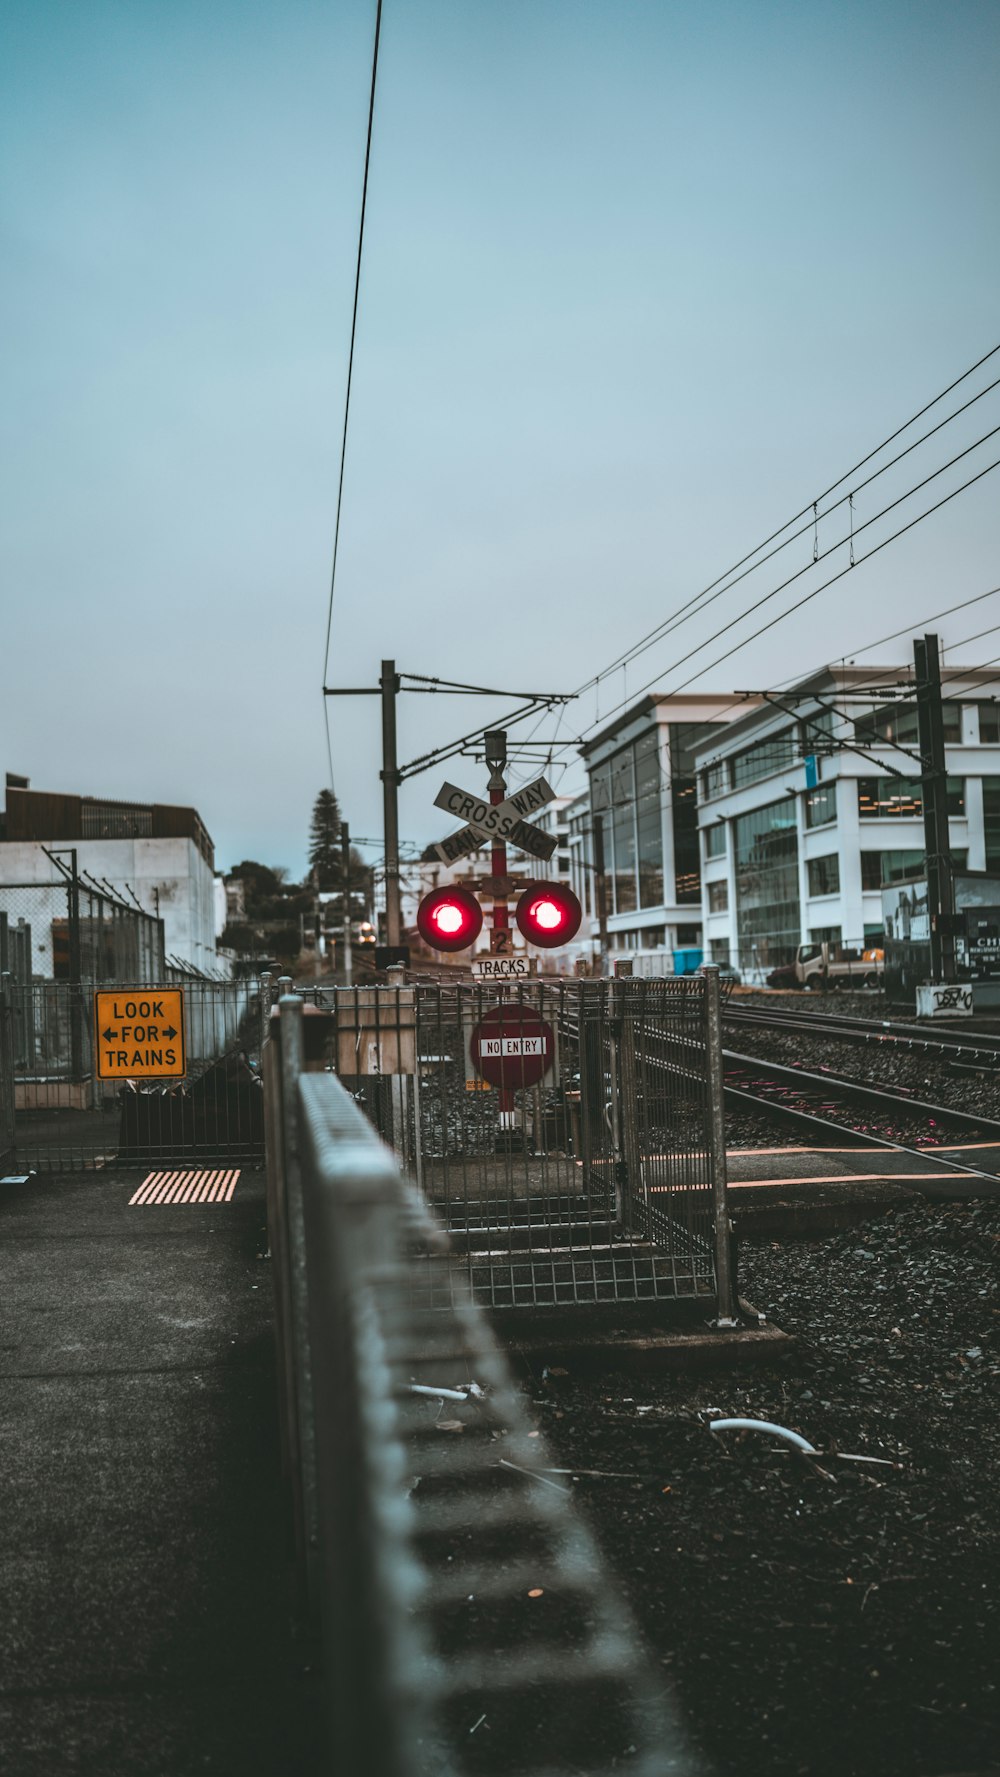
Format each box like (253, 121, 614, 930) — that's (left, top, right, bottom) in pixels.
(515, 882, 582, 949)
(416, 884, 483, 953)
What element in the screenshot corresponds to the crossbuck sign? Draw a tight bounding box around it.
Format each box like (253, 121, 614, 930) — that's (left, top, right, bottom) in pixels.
(433, 775, 558, 864)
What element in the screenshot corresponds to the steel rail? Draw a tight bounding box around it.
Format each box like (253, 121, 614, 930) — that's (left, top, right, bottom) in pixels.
(721, 1049, 1000, 1182)
(725, 1002, 1000, 1065)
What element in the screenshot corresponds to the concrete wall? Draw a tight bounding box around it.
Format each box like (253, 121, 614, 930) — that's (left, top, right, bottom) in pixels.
(0, 837, 219, 973)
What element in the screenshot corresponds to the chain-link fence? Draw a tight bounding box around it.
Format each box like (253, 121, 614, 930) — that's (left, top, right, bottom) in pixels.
(0, 977, 269, 1171)
(0, 876, 165, 986)
(0, 995, 14, 1172)
(305, 975, 733, 1320)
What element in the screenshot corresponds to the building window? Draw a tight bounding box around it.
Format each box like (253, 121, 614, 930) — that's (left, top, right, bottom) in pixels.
(732, 730, 797, 790)
(855, 701, 961, 748)
(860, 849, 925, 890)
(669, 725, 704, 905)
(734, 798, 800, 969)
(810, 925, 842, 947)
(701, 758, 730, 800)
(857, 777, 965, 820)
(805, 783, 837, 828)
(708, 880, 729, 913)
(704, 823, 726, 859)
(635, 731, 664, 909)
(985, 779, 1000, 870)
(800, 707, 837, 755)
(807, 855, 840, 897)
(979, 704, 1000, 744)
(676, 924, 701, 946)
(710, 938, 731, 963)
(557, 853, 569, 872)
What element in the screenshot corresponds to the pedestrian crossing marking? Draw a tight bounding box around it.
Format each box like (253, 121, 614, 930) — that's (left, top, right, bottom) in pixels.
(129, 1170, 240, 1205)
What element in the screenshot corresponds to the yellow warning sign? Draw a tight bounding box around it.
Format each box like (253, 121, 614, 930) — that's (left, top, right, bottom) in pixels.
(94, 988, 186, 1080)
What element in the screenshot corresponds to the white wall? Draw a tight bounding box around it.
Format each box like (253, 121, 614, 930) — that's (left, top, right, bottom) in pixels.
(0, 837, 218, 972)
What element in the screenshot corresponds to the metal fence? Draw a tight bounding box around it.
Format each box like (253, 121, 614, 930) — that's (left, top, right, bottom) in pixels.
(0, 874, 166, 986)
(264, 992, 708, 1776)
(0, 976, 269, 1171)
(306, 974, 733, 1321)
(0, 995, 14, 1173)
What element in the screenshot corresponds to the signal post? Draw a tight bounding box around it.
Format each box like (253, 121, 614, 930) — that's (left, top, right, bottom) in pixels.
(419, 738, 583, 1144)
(483, 730, 516, 1128)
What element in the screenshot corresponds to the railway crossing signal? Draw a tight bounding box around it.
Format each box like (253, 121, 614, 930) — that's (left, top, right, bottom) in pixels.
(416, 883, 483, 952)
(419, 732, 583, 965)
(514, 882, 582, 948)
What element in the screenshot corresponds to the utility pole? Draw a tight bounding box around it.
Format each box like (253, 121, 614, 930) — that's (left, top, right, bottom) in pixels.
(914, 633, 955, 983)
(592, 815, 610, 978)
(380, 659, 402, 948)
(324, 663, 572, 961)
(340, 821, 353, 987)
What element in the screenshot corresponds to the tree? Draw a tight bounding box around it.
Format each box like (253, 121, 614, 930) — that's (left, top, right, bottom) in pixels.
(228, 860, 287, 916)
(308, 789, 343, 890)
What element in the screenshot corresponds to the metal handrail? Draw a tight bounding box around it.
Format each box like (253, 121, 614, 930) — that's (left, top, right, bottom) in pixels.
(265, 991, 710, 1776)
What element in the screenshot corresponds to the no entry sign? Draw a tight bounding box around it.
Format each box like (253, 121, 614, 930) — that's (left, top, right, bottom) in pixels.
(470, 1005, 555, 1090)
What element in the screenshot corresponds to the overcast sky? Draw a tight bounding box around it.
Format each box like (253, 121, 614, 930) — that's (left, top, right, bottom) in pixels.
(2, 0, 998, 878)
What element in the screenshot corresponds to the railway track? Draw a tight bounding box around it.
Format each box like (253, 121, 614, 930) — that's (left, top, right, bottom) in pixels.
(725, 1001, 1000, 1068)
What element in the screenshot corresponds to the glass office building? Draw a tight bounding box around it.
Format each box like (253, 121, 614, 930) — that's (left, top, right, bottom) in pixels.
(733, 798, 801, 968)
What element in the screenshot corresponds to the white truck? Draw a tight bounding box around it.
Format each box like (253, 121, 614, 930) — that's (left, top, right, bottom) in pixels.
(795, 941, 884, 991)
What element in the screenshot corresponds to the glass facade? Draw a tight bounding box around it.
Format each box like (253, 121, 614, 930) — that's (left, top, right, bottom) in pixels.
(805, 783, 837, 828)
(734, 798, 801, 969)
(669, 725, 703, 904)
(590, 739, 658, 918)
(589, 722, 719, 915)
(807, 854, 840, 897)
(860, 849, 925, 890)
(610, 749, 637, 914)
(732, 730, 797, 790)
(858, 777, 965, 819)
(809, 925, 842, 946)
(635, 732, 664, 908)
(701, 758, 729, 800)
(985, 779, 1000, 870)
(800, 707, 837, 754)
(855, 701, 961, 747)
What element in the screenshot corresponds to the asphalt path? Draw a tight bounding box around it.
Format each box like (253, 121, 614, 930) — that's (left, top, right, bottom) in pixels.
(0, 1165, 322, 1777)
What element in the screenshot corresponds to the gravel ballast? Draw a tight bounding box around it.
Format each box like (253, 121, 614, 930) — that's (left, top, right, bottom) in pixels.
(526, 1198, 1000, 1777)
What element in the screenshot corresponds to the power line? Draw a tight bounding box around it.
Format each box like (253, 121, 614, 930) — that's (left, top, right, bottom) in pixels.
(562, 439, 1000, 753)
(535, 453, 1000, 774)
(636, 584, 999, 748)
(579, 361, 1000, 700)
(320, 0, 384, 788)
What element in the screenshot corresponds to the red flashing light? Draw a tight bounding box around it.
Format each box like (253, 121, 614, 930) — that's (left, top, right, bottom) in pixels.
(416, 884, 484, 953)
(515, 882, 582, 949)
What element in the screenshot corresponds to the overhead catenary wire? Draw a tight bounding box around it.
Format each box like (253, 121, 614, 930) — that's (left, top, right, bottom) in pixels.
(580, 364, 1000, 700)
(543, 441, 1000, 761)
(320, 0, 384, 796)
(572, 341, 1000, 704)
(617, 583, 1000, 755)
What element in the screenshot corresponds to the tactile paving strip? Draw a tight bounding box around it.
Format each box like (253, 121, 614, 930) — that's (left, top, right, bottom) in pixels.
(129, 1169, 240, 1206)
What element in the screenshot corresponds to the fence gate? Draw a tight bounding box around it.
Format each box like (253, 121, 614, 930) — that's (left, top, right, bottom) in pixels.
(331, 976, 731, 1318)
(1, 977, 270, 1172)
